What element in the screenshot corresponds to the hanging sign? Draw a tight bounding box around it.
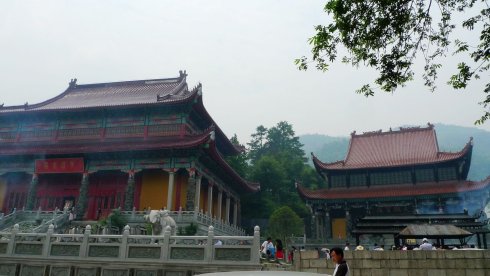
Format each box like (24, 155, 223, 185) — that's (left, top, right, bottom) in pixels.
(35, 158, 84, 173)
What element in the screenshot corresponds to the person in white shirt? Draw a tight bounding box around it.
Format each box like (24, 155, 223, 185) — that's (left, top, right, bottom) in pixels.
(419, 238, 433, 250)
(260, 237, 273, 257)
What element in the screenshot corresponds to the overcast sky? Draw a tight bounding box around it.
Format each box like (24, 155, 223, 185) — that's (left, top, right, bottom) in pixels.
(1, 1, 488, 143)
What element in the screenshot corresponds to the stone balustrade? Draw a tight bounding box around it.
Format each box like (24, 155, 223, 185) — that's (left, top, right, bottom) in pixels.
(294, 249, 490, 275)
(0, 224, 261, 276)
(120, 208, 246, 236)
(0, 208, 69, 233)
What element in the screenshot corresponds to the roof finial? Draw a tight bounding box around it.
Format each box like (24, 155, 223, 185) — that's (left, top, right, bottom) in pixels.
(351, 130, 356, 136)
(69, 78, 77, 88)
(179, 70, 187, 80)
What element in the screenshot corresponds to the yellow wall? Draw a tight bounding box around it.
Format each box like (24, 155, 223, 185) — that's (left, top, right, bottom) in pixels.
(0, 178, 7, 210)
(139, 170, 168, 210)
(332, 218, 347, 239)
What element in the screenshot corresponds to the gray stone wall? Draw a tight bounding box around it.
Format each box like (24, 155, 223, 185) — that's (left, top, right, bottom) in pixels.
(294, 250, 490, 275)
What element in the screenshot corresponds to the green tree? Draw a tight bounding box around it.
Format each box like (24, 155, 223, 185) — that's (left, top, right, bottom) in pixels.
(247, 125, 268, 164)
(296, 0, 490, 124)
(268, 206, 304, 247)
(242, 122, 314, 221)
(225, 134, 250, 178)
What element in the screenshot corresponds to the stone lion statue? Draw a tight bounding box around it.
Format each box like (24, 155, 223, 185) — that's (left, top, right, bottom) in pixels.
(144, 209, 177, 236)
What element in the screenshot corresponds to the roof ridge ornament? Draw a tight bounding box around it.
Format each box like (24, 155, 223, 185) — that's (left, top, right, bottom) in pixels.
(69, 78, 77, 88)
(179, 70, 187, 80)
(157, 93, 173, 102)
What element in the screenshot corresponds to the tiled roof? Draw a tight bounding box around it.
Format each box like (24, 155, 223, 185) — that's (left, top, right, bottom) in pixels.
(0, 71, 193, 112)
(296, 177, 490, 200)
(206, 138, 260, 193)
(398, 224, 472, 237)
(313, 124, 472, 170)
(0, 130, 213, 156)
(0, 72, 240, 156)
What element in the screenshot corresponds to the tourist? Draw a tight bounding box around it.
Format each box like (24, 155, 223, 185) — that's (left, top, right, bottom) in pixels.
(288, 246, 296, 263)
(260, 237, 273, 258)
(344, 242, 350, 251)
(321, 248, 331, 259)
(275, 239, 284, 260)
(419, 238, 433, 250)
(330, 247, 350, 276)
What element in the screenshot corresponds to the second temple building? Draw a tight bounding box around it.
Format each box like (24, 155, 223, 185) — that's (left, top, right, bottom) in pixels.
(297, 124, 490, 248)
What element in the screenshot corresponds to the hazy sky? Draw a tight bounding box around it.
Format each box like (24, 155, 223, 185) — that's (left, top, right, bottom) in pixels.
(1, 1, 488, 143)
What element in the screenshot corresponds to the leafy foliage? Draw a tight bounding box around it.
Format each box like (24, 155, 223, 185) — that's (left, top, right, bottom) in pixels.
(241, 122, 317, 222)
(225, 134, 250, 178)
(296, 0, 490, 124)
(107, 209, 127, 232)
(184, 222, 198, 236)
(268, 206, 304, 244)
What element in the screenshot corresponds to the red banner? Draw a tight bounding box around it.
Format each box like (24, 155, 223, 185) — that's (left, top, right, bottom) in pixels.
(35, 158, 84, 173)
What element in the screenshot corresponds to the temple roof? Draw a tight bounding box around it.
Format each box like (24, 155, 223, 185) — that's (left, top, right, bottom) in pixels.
(312, 124, 472, 171)
(0, 71, 192, 112)
(398, 224, 473, 238)
(0, 71, 240, 155)
(296, 177, 490, 200)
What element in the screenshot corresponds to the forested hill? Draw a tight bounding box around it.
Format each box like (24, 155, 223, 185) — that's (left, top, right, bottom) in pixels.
(300, 124, 490, 181)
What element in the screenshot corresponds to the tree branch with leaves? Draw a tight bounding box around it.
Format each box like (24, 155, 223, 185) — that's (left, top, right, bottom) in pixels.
(296, 0, 490, 124)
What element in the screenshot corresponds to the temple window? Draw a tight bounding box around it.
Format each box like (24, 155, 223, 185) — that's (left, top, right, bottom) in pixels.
(349, 173, 366, 187)
(330, 175, 346, 188)
(415, 168, 435, 183)
(438, 167, 457, 181)
(371, 171, 411, 185)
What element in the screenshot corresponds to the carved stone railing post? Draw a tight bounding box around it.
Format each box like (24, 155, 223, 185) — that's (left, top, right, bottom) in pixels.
(7, 224, 19, 255)
(43, 224, 54, 257)
(161, 226, 171, 261)
(177, 206, 182, 222)
(193, 207, 199, 222)
(252, 226, 260, 263)
(131, 206, 136, 220)
(35, 206, 41, 220)
(206, 226, 214, 263)
(120, 225, 130, 259)
(26, 173, 38, 210)
(80, 225, 92, 257)
(124, 172, 135, 211)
